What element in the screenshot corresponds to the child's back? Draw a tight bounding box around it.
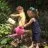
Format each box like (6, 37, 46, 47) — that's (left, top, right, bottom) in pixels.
(18, 12, 26, 26)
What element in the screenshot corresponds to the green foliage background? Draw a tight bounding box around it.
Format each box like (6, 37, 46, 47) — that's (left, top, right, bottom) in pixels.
(0, 0, 12, 47)
(0, 0, 11, 24)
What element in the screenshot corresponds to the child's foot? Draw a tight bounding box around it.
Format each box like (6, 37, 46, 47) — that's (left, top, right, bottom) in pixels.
(36, 45, 39, 48)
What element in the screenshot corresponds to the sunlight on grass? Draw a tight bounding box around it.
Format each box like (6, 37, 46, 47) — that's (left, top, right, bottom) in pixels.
(44, 46, 48, 48)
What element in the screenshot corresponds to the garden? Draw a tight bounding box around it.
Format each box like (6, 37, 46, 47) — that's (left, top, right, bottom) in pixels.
(0, 0, 48, 48)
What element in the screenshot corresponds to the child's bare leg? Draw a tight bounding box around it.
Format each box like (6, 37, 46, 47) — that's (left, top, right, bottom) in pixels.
(36, 43, 39, 48)
(21, 35, 24, 40)
(32, 41, 39, 48)
(8, 34, 18, 37)
(20, 35, 23, 43)
(29, 41, 39, 48)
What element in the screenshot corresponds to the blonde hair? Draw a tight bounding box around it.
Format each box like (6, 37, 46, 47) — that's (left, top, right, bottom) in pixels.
(16, 6, 24, 11)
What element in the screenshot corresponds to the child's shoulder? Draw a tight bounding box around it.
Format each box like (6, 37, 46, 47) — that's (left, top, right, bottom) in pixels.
(20, 12, 26, 17)
(31, 18, 36, 22)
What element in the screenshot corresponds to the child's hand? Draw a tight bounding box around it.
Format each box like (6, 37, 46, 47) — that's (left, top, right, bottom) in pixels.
(10, 14, 14, 17)
(8, 35, 13, 37)
(23, 25, 26, 28)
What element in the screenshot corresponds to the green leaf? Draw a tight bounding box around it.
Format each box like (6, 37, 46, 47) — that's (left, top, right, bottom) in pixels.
(0, 38, 12, 45)
(5, 32, 9, 34)
(1, 38, 8, 45)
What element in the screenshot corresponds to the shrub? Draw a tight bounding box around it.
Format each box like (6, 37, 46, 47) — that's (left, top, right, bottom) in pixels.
(0, 0, 11, 24)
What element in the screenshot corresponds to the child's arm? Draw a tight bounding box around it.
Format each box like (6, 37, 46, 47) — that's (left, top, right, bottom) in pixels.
(8, 34, 18, 37)
(10, 14, 20, 17)
(24, 18, 36, 27)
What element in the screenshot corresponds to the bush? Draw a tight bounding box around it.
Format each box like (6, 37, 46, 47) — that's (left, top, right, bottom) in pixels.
(39, 10, 48, 40)
(0, 0, 12, 47)
(0, 24, 11, 37)
(0, 0, 11, 24)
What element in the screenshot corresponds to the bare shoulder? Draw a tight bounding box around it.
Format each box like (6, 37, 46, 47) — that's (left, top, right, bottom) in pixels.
(31, 18, 36, 22)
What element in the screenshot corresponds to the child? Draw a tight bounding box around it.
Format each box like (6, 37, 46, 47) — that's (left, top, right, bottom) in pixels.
(8, 6, 27, 41)
(10, 6, 26, 26)
(24, 7, 41, 48)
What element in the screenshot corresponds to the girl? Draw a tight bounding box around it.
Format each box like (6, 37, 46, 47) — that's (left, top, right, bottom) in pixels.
(8, 6, 27, 47)
(8, 6, 26, 37)
(24, 7, 41, 48)
(10, 6, 26, 26)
